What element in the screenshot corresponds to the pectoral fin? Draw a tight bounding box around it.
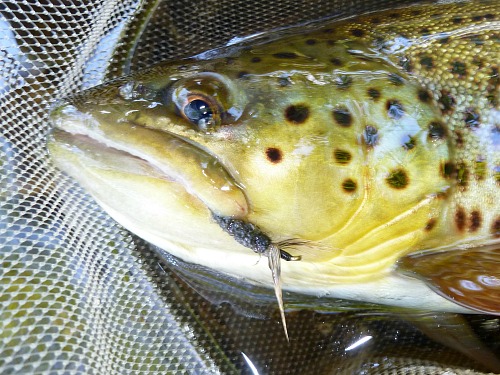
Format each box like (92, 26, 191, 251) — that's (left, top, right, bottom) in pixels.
(397, 245, 500, 315)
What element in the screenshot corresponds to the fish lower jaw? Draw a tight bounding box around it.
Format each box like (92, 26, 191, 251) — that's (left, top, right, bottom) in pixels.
(97, 197, 474, 314)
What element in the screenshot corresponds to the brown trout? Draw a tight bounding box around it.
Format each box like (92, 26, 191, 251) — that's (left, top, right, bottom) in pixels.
(47, 0, 499, 325)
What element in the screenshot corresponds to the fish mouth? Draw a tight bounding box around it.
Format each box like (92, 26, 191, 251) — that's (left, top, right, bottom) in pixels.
(47, 103, 248, 219)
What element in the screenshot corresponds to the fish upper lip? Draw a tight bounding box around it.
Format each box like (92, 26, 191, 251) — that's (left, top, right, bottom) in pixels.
(49, 103, 208, 161)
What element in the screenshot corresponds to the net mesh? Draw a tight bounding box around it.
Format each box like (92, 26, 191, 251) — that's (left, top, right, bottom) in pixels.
(0, 0, 498, 374)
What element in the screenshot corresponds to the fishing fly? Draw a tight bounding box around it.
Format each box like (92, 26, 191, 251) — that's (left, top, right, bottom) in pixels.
(212, 213, 302, 340)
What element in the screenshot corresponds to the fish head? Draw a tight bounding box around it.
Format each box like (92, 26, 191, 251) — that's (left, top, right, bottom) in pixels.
(48, 62, 253, 259)
(48, 38, 452, 282)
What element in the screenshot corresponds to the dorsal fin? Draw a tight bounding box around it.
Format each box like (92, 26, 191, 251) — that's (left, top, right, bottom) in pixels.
(397, 245, 500, 315)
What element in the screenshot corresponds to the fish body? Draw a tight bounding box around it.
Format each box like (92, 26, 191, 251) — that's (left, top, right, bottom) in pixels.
(48, 1, 499, 313)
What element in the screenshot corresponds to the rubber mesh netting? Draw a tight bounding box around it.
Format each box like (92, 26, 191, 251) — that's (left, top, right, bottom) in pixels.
(0, 0, 499, 374)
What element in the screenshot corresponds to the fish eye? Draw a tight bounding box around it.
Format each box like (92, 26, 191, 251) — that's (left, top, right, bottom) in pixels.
(180, 94, 221, 130)
(171, 72, 246, 129)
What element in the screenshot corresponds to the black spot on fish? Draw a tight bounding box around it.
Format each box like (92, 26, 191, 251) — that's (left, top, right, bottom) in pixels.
(323, 28, 334, 33)
(364, 125, 378, 146)
(370, 17, 381, 24)
(334, 149, 352, 164)
(441, 161, 455, 179)
(418, 89, 432, 103)
(428, 121, 447, 140)
(455, 207, 466, 231)
(420, 56, 434, 70)
(389, 12, 399, 19)
(285, 104, 310, 124)
(273, 52, 299, 59)
(438, 90, 456, 114)
(464, 108, 481, 128)
(472, 15, 484, 22)
(451, 61, 467, 77)
(330, 57, 343, 66)
(266, 147, 283, 163)
(251, 57, 261, 63)
(425, 218, 437, 231)
(305, 39, 317, 45)
(492, 217, 500, 238)
(388, 73, 404, 86)
(333, 107, 352, 127)
(456, 162, 469, 190)
(351, 28, 365, 37)
(367, 88, 381, 101)
(452, 17, 463, 24)
(386, 169, 409, 189)
(484, 13, 495, 20)
(386, 99, 405, 120)
(342, 179, 357, 192)
(403, 136, 416, 150)
(336, 75, 353, 89)
(469, 211, 482, 232)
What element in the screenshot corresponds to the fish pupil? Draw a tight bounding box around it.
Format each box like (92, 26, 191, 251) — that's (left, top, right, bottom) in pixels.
(184, 99, 214, 127)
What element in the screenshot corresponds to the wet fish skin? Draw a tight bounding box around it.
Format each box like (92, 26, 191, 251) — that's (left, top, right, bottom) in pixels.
(48, 1, 499, 313)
